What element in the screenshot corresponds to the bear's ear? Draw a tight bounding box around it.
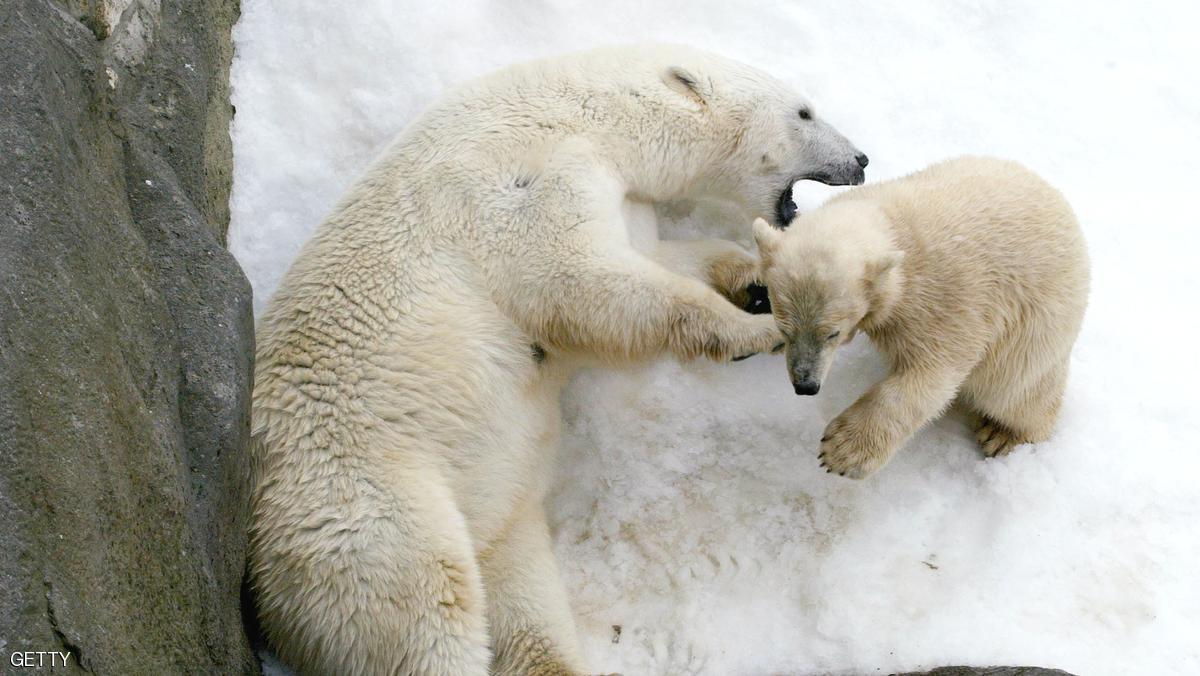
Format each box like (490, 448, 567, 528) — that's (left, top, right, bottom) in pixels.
(662, 66, 709, 105)
(753, 217, 784, 260)
(865, 250, 904, 282)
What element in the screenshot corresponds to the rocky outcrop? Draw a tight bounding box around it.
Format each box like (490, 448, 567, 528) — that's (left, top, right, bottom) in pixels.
(0, 0, 255, 672)
(896, 667, 1076, 675)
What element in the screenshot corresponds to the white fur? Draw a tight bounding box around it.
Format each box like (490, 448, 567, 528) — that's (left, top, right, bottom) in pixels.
(755, 156, 1090, 479)
(249, 44, 865, 675)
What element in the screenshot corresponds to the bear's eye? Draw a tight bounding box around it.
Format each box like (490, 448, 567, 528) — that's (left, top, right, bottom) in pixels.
(826, 330, 840, 342)
(798, 108, 813, 120)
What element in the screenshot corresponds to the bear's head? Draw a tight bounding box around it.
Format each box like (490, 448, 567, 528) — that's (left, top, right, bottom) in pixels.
(752, 204, 903, 395)
(661, 61, 869, 227)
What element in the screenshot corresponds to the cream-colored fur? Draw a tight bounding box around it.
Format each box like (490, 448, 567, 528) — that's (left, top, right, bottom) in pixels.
(754, 156, 1089, 479)
(250, 44, 867, 676)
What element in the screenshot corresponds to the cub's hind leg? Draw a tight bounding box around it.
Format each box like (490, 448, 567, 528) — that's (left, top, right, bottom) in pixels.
(973, 416, 1022, 457)
(966, 357, 1070, 458)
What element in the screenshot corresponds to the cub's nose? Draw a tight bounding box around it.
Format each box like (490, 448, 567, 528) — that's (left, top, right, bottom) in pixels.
(793, 380, 821, 396)
(855, 153, 870, 168)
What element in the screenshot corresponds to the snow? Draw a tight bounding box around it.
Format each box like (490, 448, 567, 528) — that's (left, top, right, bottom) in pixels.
(230, 1, 1200, 674)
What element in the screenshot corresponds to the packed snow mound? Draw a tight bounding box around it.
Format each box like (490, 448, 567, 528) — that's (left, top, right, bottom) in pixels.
(231, 1, 1200, 674)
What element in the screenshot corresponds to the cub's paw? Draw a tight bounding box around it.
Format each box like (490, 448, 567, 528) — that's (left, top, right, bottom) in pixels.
(975, 418, 1023, 457)
(818, 414, 891, 479)
(707, 247, 761, 305)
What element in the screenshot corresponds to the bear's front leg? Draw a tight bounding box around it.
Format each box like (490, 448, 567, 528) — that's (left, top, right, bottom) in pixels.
(818, 407, 895, 479)
(819, 365, 967, 478)
(487, 135, 782, 364)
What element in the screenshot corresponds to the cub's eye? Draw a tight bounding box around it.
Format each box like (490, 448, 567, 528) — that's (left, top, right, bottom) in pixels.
(826, 331, 841, 342)
(798, 108, 813, 120)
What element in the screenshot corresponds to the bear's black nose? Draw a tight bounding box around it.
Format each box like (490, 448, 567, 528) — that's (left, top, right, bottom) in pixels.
(793, 381, 820, 396)
(855, 153, 870, 168)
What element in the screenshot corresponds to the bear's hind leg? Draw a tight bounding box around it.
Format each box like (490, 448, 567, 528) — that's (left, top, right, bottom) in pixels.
(974, 416, 1022, 457)
(479, 499, 587, 676)
(253, 465, 491, 676)
(967, 357, 1069, 457)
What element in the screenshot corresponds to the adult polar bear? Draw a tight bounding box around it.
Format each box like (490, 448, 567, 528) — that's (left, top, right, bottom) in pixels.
(250, 45, 867, 675)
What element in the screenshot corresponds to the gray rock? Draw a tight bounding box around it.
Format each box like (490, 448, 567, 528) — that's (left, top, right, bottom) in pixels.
(0, 0, 255, 672)
(894, 667, 1076, 676)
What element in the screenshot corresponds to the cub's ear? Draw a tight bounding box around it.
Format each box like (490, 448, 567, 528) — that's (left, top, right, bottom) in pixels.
(662, 66, 709, 105)
(753, 217, 784, 260)
(865, 250, 904, 282)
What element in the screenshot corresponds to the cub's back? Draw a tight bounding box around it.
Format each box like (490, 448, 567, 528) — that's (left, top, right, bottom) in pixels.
(856, 157, 1087, 306)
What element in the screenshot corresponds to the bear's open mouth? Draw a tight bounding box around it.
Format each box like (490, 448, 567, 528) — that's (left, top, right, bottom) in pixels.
(800, 168, 866, 187)
(775, 168, 868, 226)
(774, 185, 798, 227)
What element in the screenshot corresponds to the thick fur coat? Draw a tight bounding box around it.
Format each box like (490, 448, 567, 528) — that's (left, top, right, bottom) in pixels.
(250, 44, 867, 675)
(755, 156, 1090, 479)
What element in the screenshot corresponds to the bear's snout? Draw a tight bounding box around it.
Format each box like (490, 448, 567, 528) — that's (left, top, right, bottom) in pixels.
(792, 368, 821, 395)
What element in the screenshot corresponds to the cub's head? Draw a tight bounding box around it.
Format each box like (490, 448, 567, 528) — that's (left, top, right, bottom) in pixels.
(752, 203, 903, 395)
(661, 59, 869, 226)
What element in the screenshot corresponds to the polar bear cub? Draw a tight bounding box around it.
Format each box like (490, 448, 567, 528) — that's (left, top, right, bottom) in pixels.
(754, 156, 1089, 478)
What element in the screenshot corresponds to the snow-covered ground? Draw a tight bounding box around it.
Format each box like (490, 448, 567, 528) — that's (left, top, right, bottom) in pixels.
(230, 1, 1200, 674)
